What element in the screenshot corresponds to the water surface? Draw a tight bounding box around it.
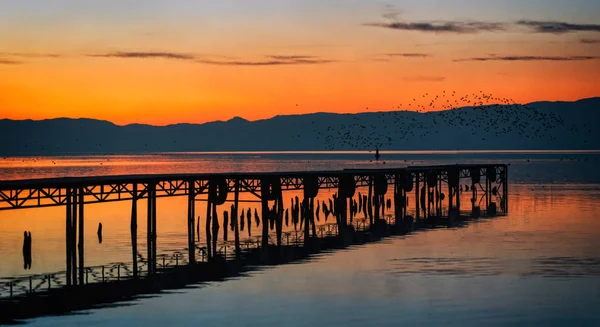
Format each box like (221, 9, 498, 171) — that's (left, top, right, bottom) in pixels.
(1, 151, 599, 326)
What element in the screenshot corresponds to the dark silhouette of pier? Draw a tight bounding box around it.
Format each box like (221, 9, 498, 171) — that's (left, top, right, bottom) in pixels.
(0, 164, 508, 323)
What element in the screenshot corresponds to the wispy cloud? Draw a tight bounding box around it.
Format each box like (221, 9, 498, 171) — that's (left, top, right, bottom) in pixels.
(455, 55, 598, 62)
(366, 10, 600, 36)
(0, 59, 22, 65)
(517, 20, 600, 34)
(382, 4, 402, 21)
(364, 21, 506, 34)
(581, 38, 600, 44)
(197, 57, 335, 66)
(385, 53, 430, 58)
(403, 76, 446, 82)
(0, 52, 62, 59)
(267, 55, 319, 60)
(87, 51, 334, 66)
(88, 51, 195, 60)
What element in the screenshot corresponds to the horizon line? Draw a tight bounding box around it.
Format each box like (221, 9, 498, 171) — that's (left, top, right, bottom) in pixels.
(1, 96, 598, 127)
(3, 149, 600, 159)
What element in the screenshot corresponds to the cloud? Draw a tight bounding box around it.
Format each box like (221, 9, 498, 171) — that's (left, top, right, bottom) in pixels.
(385, 53, 430, 58)
(0, 52, 63, 59)
(403, 76, 446, 82)
(382, 4, 402, 20)
(517, 20, 600, 34)
(581, 38, 600, 44)
(454, 55, 598, 62)
(197, 57, 335, 66)
(87, 51, 334, 66)
(88, 51, 196, 60)
(267, 55, 318, 60)
(364, 21, 506, 34)
(0, 59, 22, 65)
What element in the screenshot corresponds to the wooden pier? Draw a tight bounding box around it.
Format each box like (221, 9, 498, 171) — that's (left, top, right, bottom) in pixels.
(0, 164, 508, 322)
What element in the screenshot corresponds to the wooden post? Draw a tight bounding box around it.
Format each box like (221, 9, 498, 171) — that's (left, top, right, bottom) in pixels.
(303, 198, 309, 248)
(188, 181, 195, 264)
(448, 173, 453, 213)
(147, 184, 153, 275)
(403, 185, 407, 218)
(472, 177, 476, 213)
(368, 176, 373, 226)
(260, 179, 270, 251)
(71, 188, 77, 285)
(485, 170, 490, 213)
(233, 179, 241, 259)
(277, 194, 284, 247)
(78, 187, 84, 285)
(426, 173, 430, 219)
(152, 186, 157, 273)
(205, 193, 212, 260)
(393, 174, 398, 222)
(415, 173, 420, 220)
(342, 197, 348, 229)
(374, 188, 380, 222)
(504, 166, 509, 213)
(456, 172, 461, 216)
(66, 188, 72, 286)
(131, 184, 138, 278)
(438, 174, 442, 216)
(211, 205, 218, 258)
(261, 196, 269, 250)
(310, 198, 316, 238)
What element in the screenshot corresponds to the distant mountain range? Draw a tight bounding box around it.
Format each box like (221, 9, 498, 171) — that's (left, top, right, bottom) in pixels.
(1, 98, 598, 156)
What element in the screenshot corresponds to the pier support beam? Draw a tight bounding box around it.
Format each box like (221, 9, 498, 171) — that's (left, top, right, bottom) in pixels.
(71, 188, 77, 285)
(438, 175, 442, 217)
(368, 176, 373, 226)
(393, 174, 404, 230)
(485, 172, 489, 212)
(152, 187, 157, 273)
(233, 180, 241, 259)
(131, 184, 138, 279)
(277, 194, 284, 247)
(147, 183, 157, 275)
(66, 188, 72, 286)
(448, 176, 453, 212)
(426, 173, 431, 220)
(415, 173, 420, 220)
(303, 198, 309, 248)
(78, 187, 84, 285)
(147, 185, 152, 274)
(205, 197, 212, 261)
(260, 180, 270, 251)
(456, 174, 461, 216)
(471, 177, 477, 216)
(503, 167, 509, 213)
(187, 180, 196, 264)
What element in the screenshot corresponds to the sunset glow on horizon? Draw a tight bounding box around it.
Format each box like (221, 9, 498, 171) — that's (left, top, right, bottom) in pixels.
(1, 0, 599, 125)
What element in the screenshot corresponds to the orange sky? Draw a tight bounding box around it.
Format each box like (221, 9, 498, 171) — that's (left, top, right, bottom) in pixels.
(1, 1, 599, 125)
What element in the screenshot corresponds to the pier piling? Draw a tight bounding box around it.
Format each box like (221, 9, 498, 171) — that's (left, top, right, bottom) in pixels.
(131, 184, 138, 279)
(78, 187, 84, 285)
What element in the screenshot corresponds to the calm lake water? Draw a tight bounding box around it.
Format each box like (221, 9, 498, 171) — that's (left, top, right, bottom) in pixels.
(1, 151, 600, 326)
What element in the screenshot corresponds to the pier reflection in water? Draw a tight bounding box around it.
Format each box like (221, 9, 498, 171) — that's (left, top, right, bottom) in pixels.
(14, 183, 600, 327)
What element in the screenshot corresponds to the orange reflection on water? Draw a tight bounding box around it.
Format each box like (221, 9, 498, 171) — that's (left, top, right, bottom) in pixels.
(1, 183, 599, 280)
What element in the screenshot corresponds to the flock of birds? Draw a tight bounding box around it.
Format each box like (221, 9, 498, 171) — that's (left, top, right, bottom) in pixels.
(289, 91, 591, 151)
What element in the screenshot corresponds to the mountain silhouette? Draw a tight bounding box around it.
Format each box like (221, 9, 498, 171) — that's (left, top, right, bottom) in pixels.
(1, 98, 598, 156)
